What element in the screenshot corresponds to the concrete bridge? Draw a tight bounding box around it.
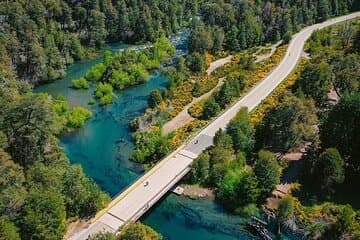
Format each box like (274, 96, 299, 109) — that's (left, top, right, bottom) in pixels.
(69, 12, 360, 240)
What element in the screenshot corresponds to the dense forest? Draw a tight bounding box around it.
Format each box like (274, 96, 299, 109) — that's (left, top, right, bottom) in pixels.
(129, 0, 359, 164)
(0, 0, 198, 84)
(0, 79, 110, 239)
(0, 0, 359, 239)
(188, 0, 360, 54)
(0, 0, 358, 85)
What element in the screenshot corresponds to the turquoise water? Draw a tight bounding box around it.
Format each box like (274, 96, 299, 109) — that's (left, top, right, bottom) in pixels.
(142, 195, 259, 240)
(36, 43, 154, 194)
(36, 32, 299, 240)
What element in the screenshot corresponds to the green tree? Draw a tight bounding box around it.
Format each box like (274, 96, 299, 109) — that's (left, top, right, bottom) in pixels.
(354, 27, 360, 54)
(186, 52, 205, 72)
(0, 217, 20, 240)
(212, 27, 225, 52)
(20, 188, 66, 240)
(315, 148, 345, 194)
(88, 10, 107, 47)
(332, 54, 360, 96)
(66, 107, 93, 128)
(1, 94, 57, 168)
(192, 81, 201, 97)
(0, 149, 26, 218)
(215, 82, 233, 107)
(218, 168, 259, 211)
(277, 196, 295, 228)
(62, 165, 110, 217)
(86, 63, 106, 82)
(254, 150, 280, 199)
(131, 129, 172, 163)
(96, 83, 113, 105)
(118, 222, 163, 240)
(238, 11, 263, 49)
(128, 64, 149, 84)
(225, 26, 240, 51)
(70, 37, 85, 61)
(188, 20, 213, 53)
(154, 37, 175, 61)
(208, 146, 233, 187)
(148, 89, 163, 108)
(257, 94, 318, 152)
(336, 205, 360, 238)
(217, 168, 243, 210)
(296, 61, 332, 106)
(26, 162, 62, 195)
(236, 171, 260, 206)
(214, 129, 233, 150)
(232, 152, 247, 169)
(202, 98, 220, 119)
(226, 107, 255, 154)
(320, 94, 360, 173)
(190, 152, 210, 184)
(283, 31, 292, 44)
(72, 77, 90, 89)
(318, 0, 330, 21)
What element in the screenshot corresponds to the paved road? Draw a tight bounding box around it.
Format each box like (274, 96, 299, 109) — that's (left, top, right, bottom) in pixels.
(69, 12, 360, 240)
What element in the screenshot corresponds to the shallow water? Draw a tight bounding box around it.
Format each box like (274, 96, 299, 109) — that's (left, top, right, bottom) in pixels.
(36, 31, 300, 240)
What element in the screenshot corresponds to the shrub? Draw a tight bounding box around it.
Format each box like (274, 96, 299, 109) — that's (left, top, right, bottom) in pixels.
(66, 107, 92, 128)
(88, 98, 96, 105)
(187, 52, 205, 72)
(202, 98, 220, 119)
(72, 77, 90, 89)
(100, 94, 113, 105)
(95, 83, 113, 98)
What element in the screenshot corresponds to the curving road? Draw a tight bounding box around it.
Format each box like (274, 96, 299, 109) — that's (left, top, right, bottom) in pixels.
(69, 12, 360, 240)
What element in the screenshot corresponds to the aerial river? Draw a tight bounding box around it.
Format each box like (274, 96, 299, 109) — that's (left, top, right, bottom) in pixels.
(36, 30, 298, 240)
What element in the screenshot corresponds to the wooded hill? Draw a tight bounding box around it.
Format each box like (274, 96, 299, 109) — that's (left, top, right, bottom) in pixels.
(0, 0, 198, 84)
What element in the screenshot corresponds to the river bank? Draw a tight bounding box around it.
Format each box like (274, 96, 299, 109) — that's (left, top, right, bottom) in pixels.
(177, 184, 215, 200)
(37, 30, 267, 240)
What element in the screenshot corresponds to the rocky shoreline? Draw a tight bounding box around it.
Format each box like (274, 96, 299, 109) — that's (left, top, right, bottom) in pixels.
(178, 184, 215, 200)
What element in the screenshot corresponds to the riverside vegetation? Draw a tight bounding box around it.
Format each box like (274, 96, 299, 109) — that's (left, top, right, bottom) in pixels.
(129, 0, 359, 165)
(0, 0, 197, 239)
(131, 11, 360, 240)
(71, 37, 175, 105)
(191, 19, 360, 239)
(0, 80, 109, 240)
(1, 1, 360, 240)
(129, 42, 288, 164)
(89, 222, 162, 240)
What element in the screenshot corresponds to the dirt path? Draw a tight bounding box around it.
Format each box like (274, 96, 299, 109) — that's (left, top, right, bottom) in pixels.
(255, 41, 282, 63)
(162, 55, 234, 135)
(162, 77, 225, 134)
(206, 55, 233, 75)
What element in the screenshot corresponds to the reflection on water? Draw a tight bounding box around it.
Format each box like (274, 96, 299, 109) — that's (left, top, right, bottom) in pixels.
(143, 195, 258, 240)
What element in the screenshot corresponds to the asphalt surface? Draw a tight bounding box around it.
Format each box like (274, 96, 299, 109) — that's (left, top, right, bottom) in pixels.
(69, 12, 360, 240)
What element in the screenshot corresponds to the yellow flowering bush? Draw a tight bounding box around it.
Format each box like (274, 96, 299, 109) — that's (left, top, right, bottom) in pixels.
(188, 99, 206, 118)
(251, 58, 308, 125)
